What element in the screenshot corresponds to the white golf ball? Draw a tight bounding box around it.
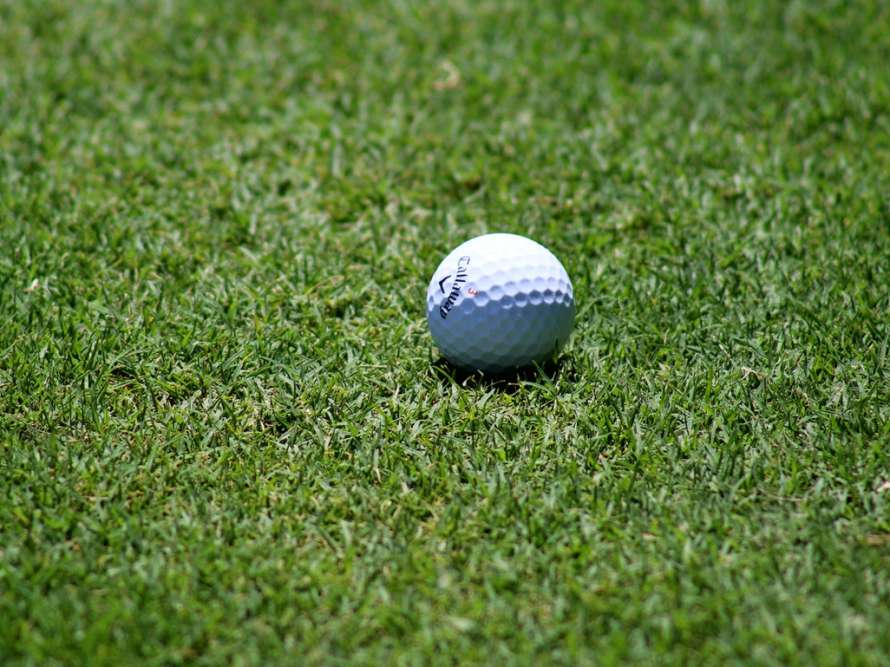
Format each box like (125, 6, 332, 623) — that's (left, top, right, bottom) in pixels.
(426, 233, 575, 373)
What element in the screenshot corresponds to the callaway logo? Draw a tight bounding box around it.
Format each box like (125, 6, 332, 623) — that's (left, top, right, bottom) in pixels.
(438, 256, 470, 319)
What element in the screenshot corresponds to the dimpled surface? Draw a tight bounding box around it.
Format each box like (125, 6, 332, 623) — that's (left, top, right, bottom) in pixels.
(426, 233, 575, 372)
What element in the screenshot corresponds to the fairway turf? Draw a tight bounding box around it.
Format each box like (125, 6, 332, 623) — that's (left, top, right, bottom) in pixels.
(2, 0, 890, 664)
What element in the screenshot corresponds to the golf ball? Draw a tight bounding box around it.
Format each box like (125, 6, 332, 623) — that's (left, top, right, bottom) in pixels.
(426, 233, 574, 373)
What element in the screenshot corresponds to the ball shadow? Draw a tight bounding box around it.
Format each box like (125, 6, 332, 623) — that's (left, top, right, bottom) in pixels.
(429, 355, 569, 394)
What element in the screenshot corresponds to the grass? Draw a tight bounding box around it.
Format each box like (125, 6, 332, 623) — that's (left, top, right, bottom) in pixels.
(2, 0, 890, 663)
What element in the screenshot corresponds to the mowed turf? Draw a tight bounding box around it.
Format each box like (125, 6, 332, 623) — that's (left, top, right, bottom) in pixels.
(2, 0, 890, 664)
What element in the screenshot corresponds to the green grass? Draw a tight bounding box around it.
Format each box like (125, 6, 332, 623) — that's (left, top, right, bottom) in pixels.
(2, 0, 890, 664)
